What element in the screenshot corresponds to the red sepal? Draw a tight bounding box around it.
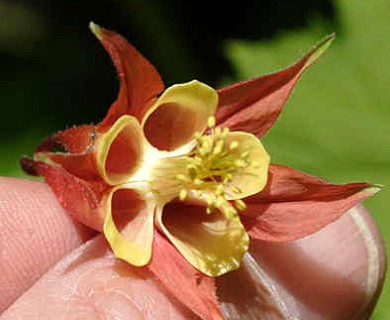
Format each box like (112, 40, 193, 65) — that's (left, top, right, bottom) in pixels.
(56, 125, 96, 153)
(21, 157, 108, 231)
(34, 124, 101, 180)
(36, 125, 96, 154)
(216, 35, 334, 137)
(91, 24, 165, 126)
(36, 151, 100, 181)
(241, 164, 380, 241)
(148, 232, 224, 320)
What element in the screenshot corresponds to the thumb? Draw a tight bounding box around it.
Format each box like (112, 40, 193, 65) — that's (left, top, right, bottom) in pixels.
(217, 204, 386, 320)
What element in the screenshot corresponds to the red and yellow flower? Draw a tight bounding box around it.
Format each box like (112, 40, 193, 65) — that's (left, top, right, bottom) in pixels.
(21, 23, 380, 320)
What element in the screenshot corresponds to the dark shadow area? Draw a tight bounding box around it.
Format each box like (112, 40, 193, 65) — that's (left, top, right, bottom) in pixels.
(0, 0, 336, 174)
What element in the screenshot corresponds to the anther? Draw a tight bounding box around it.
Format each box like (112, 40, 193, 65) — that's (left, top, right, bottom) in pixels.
(206, 206, 216, 214)
(207, 194, 216, 205)
(199, 147, 209, 156)
(179, 189, 188, 200)
(234, 199, 247, 211)
(194, 132, 202, 141)
(216, 196, 225, 207)
(207, 116, 216, 128)
(216, 184, 224, 196)
(193, 178, 203, 186)
(213, 140, 224, 155)
(221, 205, 237, 219)
(222, 127, 230, 138)
(229, 141, 239, 150)
(223, 173, 233, 183)
(234, 159, 247, 168)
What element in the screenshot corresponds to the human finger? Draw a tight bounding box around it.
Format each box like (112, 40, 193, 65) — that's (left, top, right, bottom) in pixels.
(217, 204, 386, 319)
(0, 178, 96, 312)
(1, 235, 196, 320)
(1, 178, 385, 319)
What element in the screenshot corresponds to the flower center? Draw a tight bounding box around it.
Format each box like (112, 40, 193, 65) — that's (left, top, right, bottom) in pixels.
(151, 117, 257, 218)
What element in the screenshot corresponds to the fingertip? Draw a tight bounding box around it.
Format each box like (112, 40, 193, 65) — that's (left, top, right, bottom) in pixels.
(0, 177, 95, 312)
(217, 205, 386, 319)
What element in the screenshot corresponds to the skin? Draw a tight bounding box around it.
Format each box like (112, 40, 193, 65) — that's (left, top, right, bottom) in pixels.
(0, 177, 386, 320)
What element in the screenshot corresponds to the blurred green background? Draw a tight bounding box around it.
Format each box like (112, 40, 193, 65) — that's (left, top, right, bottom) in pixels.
(0, 0, 388, 318)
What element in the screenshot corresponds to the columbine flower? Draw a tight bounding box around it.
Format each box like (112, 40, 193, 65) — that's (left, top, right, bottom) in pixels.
(21, 23, 380, 320)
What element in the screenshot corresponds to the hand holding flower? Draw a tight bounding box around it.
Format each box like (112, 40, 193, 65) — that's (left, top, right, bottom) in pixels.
(0, 179, 385, 319)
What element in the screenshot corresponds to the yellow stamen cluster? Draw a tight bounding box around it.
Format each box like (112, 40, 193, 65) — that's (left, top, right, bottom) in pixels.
(175, 116, 252, 219)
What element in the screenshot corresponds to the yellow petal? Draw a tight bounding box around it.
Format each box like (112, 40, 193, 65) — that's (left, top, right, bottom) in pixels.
(225, 131, 270, 200)
(104, 186, 155, 266)
(156, 200, 249, 276)
(96, 115, 144, 185)
(142, 80, 218, 151)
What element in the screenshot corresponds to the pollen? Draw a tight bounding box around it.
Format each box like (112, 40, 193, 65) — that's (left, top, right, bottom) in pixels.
(207, 116, 216, 128)
(169, 116, 255, 218)
(229, 141, 239, 150)
(179, 189, 188, 200)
